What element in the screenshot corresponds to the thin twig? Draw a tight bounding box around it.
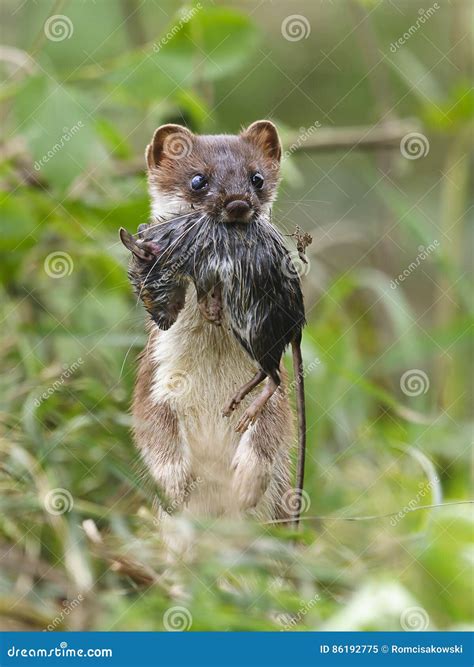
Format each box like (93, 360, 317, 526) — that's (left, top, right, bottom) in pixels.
(265, 500, 474, 525)
(287, 119, 420, 153)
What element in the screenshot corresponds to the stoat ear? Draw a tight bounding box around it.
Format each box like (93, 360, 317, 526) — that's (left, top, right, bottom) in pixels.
(145, 124, 194, 170)
(241, 120, 281, 162)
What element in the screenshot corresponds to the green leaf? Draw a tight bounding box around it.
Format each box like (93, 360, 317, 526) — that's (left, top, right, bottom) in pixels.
(0, 194, 36, 283)
(14, 75, 108, 189)
(423, 83, 474, 129)
(184, 7, 259, 80)
(175, 89, 208, 126)
(386, 49, 443, 105)
(106, 7, 258, 103)
(95, 118, 132, 160)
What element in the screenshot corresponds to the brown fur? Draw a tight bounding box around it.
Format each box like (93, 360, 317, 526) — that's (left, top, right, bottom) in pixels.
(131, 121, 294, 520)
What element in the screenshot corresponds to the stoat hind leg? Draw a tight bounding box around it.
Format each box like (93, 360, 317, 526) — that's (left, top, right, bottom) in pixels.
(133, 334, 192, 514)
(231, 378, 292, 517)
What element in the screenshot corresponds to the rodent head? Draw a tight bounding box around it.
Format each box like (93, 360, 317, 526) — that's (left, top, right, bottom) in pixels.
(145, 120, 281, 224)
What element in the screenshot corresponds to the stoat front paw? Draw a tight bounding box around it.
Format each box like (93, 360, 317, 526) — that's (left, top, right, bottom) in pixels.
(231, 446, 271, 511)
(153, 460, 193, 513)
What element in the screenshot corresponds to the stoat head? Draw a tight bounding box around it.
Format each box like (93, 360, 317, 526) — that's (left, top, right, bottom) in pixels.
(145, 120, 281, 224)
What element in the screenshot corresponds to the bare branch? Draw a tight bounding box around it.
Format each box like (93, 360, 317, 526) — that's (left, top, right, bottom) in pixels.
(287, 119, 421, 153)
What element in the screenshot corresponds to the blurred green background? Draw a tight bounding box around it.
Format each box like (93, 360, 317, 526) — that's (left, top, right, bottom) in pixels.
(0, 0, 472, 631)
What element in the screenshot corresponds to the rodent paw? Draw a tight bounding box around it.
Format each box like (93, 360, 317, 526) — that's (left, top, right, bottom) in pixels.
(235, 406, 261, 433)
(222, 396, 241, 417)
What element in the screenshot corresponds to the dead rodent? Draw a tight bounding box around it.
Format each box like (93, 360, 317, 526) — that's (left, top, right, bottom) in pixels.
(121, 121, 310, 522)
(121, 213, 307, 435)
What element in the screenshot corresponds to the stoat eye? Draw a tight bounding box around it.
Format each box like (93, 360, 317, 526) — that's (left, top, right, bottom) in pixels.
(191, 174, 208, 191)
(251, 172, 264, 190)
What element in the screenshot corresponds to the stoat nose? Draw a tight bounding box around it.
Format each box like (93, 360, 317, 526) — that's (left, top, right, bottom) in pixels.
(225, 199, 251, 222)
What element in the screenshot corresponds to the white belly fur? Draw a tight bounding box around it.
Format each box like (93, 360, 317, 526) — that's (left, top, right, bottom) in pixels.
(150, 290, 262, 516)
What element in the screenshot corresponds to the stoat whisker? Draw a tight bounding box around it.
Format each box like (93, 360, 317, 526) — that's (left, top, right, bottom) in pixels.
(158, 214, 207, 262)
(131, 210, 196, 236)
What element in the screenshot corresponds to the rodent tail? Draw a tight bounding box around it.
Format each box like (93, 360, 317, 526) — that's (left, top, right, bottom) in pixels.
(291, 333, 307, 528)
